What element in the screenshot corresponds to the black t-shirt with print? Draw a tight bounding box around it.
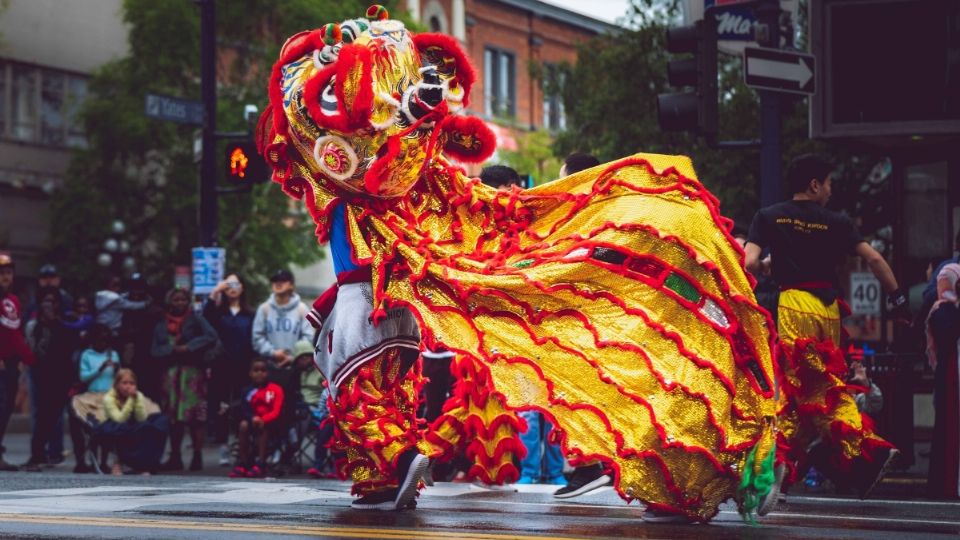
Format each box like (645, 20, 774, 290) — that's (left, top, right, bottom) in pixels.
(747, 200, 863, 288)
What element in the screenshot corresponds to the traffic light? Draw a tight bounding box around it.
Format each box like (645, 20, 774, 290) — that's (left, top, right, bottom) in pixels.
(657, 18, 718, 135)
(224, 141, 267, 184)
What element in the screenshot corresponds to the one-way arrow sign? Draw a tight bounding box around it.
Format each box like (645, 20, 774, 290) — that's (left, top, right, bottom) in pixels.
(743, 47, 816, 95)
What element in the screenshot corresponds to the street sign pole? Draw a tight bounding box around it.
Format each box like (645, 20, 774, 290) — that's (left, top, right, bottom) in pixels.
(199, 0, 217, 247)
(755, 0, 782, 208)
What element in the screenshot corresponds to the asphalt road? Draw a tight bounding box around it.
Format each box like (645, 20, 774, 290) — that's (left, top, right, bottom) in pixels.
(0, 470, 957, 540)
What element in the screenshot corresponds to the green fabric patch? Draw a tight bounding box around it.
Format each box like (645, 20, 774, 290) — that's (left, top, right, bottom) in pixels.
(664, 273, 701, 303)
(512, 259, 534, 268)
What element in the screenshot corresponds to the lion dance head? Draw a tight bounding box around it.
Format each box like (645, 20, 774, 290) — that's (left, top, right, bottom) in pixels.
(258, 5, 496, 199)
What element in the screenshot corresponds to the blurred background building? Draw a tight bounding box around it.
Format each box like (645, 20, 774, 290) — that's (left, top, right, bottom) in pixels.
(0, 0, 127, 276)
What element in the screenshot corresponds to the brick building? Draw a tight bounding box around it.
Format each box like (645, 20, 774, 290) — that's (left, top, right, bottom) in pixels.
(403, 0, 618, 133)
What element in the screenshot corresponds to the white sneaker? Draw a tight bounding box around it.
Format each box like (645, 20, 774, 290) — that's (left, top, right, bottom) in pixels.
(758, 463, 786, 516)
(641, 509, 694, 524)
(218, 445, 230, 467)
(394, 452, 429, 511)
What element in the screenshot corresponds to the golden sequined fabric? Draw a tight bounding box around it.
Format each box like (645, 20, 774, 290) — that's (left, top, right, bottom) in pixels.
(331, 155, 777, 520)
(263, 15, 778, 521)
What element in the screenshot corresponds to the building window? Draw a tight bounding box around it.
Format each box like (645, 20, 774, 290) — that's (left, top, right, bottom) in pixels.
(484, 48, 515, 119)
(0, 61, 88, 148)
(541, 63, 566, 131)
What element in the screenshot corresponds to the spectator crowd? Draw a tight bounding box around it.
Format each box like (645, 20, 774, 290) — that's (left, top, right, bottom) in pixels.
(0, 258, 335, 478)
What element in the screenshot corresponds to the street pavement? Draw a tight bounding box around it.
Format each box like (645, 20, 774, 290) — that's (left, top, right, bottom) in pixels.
(0, 471, 958, 539)
(0, 430, 957, 539)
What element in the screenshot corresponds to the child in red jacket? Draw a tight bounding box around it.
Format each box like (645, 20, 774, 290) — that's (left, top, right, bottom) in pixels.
(229, 358, 284, 478)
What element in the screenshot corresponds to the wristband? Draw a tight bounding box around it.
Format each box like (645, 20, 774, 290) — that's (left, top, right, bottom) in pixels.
(888, 288, 907, 309)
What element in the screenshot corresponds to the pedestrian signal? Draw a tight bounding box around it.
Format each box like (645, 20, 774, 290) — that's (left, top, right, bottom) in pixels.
(224, 141, 267, 184)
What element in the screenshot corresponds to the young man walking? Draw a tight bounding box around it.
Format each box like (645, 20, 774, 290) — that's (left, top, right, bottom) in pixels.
(744, 154, 907, 500)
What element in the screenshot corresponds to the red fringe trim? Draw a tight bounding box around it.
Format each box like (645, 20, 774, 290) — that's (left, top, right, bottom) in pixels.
(438, 115, 495, 163)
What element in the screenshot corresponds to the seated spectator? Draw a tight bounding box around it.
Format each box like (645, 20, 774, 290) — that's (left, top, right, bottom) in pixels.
(230, 358, 284, 478)
(79, 324, 119, 394)
(100, 369, 168, 475)
(70, 323, 120, 473)
(292, 340, 333, 478)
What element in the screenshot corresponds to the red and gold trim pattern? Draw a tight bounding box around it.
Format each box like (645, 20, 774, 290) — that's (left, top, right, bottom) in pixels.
(776, 289, 894, 478)
(423, 354, 525, 485)
(329, 348, 423, 495)
(778, 338, 894, 473)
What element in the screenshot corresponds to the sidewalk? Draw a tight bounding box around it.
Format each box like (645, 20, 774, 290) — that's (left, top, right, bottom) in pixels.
(1, 420, 229, 476)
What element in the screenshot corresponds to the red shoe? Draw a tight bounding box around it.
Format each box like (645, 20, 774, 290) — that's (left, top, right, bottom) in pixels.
(229, 465, 248, 478)
(246, 464, 265, 478)
(307, 467, 322, 478)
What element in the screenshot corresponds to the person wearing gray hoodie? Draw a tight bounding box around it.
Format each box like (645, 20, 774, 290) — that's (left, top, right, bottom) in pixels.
(251, 270, 313, 372)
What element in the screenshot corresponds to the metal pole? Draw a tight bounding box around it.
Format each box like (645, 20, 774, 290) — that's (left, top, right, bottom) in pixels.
(759, 91, 781, 206)
(199, 0, 217, 246)
(756, 0, 782, 207)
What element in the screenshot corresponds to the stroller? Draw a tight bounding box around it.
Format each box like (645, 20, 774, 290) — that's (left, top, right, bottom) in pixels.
(70, 391, 165, 474)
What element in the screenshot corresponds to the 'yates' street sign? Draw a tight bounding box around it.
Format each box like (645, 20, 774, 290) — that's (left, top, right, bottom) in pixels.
(743, 47, 816, 95)
(145, 93, 205, 125)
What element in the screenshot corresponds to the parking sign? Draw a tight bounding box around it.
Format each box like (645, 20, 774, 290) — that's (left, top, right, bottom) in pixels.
(192, 247, 226, 295)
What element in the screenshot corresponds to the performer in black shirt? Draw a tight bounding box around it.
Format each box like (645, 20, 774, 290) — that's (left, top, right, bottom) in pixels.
(745, 154, 907, 502)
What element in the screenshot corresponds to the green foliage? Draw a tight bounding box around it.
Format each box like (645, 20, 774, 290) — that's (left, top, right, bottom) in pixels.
(494, 130, 561, 186)
(552, 0, 875, 228)
(48, 0, 405, 295)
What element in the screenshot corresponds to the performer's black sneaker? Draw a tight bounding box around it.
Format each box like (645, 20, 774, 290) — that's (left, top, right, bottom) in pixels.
(553, 464, 611, 499)
(351, 489, 401, 510)
(394, 450, 429, 510)
(855, 447, 899, 499)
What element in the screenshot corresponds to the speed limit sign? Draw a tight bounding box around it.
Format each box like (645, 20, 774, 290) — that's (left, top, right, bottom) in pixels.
(850, 272, 881, 315)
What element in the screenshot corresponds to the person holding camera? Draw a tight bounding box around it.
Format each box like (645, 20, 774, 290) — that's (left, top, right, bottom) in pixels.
(202, 273, 255, 465)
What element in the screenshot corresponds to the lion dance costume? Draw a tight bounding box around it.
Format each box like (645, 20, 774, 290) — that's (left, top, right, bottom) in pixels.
(259, 6, 779, 520)
(774, 290, 896, 493)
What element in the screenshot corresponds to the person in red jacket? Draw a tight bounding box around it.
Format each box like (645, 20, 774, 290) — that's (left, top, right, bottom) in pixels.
(229, 358, 284, 478)
(0, 254, 34, 471)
